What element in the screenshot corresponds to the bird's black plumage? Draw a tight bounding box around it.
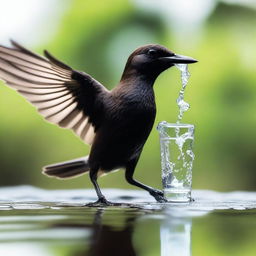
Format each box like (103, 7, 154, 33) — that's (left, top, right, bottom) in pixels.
(0, 41, 197, 204)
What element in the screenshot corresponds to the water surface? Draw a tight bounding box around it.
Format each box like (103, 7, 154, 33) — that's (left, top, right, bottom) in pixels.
(0, 186, 255, 256)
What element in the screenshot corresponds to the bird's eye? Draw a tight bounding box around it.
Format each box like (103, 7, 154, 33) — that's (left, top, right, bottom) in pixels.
(147, 49, 157, 56)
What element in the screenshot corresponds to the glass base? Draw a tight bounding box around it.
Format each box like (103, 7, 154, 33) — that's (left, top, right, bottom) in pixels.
(164, 189, 191, 203)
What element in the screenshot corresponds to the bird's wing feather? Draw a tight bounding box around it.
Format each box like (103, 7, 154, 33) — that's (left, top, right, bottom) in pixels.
(0, 40, 109, 145)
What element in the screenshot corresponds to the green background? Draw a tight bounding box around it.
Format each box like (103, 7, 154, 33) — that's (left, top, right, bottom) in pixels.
(0, 0, 256, 191)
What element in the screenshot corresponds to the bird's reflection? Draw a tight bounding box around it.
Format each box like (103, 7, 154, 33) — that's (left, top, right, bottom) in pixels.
(85, 209, 137, 256)
(50, 207, 138, 256)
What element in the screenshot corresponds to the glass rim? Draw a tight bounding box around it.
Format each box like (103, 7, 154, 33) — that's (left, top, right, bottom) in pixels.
(158, 121, 194, 129)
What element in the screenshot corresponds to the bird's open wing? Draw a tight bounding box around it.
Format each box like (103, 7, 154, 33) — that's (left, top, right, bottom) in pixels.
(0, 41, 109, 145)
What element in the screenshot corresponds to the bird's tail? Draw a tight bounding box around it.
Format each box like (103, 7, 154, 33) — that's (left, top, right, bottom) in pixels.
(42, 156, 90, 179)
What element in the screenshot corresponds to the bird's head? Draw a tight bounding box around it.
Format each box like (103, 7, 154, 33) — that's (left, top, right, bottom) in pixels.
(121, 44, 197, 82)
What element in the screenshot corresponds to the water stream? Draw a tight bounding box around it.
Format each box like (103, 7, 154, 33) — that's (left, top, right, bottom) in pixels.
(175, 63, 191, 123)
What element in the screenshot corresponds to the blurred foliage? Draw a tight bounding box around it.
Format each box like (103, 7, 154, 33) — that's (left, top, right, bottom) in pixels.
(0, 0, 256, 191)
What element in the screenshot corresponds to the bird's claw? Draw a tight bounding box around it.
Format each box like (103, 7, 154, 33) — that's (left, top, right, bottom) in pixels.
(85, 197, 120, 207)
(150, 189, 167, 203)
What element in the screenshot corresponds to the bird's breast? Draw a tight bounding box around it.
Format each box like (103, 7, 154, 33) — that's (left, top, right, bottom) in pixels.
(89, 86, 156, 169)
(102, 88, 156, 147)
(111, 92, 156, 129)
(111, 85, 156, 118)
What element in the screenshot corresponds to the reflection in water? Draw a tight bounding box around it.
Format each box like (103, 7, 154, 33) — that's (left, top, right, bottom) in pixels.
(160, 217, 192, 256)
(85, 209, 137, 256)
(0, 188, 255, 256)
(42, 207, 139, 256)
(84, 208, 192, 256)
(50, 207, 193, 256)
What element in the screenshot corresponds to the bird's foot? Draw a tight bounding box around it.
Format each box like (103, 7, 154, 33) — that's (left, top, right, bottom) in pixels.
(149, 189, 167, 203)
(85, 197, 119, 207)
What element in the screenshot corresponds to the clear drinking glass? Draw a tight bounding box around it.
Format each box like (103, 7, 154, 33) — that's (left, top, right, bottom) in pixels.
(157, 121, 195, 202)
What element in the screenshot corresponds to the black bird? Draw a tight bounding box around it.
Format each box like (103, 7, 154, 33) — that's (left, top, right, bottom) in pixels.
(0, 41, 197, 205)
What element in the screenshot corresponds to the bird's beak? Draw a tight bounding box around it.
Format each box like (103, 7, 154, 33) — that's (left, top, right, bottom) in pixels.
(160, 54, 198, 64)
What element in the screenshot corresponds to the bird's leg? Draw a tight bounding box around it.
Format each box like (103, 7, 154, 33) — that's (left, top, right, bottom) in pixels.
(87, 169, 111, 206)
(87, 168, 118, 207)
(125, 161, 167, 203)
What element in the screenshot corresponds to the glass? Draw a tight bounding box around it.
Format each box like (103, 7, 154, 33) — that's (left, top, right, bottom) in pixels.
(157, 121, 195, 202)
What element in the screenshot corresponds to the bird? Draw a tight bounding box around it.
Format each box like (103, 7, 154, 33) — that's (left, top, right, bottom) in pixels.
(0, 41, 197, 205)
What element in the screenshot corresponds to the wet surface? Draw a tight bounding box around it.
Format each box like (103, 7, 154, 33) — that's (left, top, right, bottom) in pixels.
(0, 186, 255, 256)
